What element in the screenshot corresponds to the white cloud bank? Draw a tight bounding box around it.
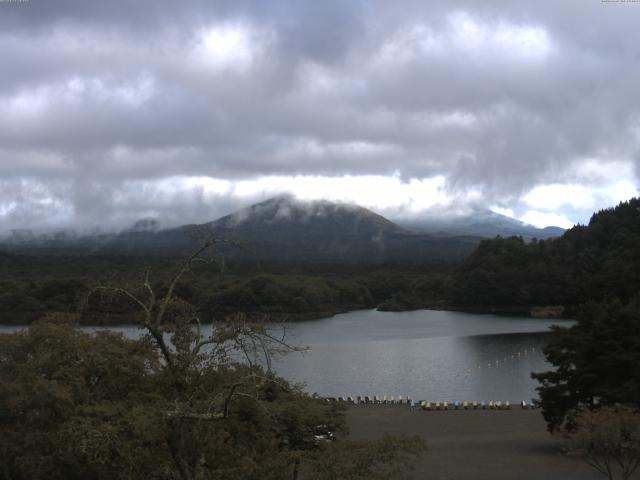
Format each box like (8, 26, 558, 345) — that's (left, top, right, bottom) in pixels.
(1, 171, 637, 233)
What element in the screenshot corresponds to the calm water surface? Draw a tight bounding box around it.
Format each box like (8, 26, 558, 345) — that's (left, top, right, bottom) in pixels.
(269, 309, 574, 402)
(1, 309, 573, 402)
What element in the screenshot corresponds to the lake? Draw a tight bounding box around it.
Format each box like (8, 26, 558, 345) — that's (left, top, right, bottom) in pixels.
(270, 309, 573, 403)
(0, 309, 573, 403)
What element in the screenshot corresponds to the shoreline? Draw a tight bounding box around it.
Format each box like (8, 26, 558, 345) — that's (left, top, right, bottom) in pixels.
(0, 304, 573, 327)
(379, 303, 569, 319)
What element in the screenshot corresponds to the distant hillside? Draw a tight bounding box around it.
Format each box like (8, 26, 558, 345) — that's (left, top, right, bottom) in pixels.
(397, 209, 565, 239)
(178, 196, 481, 262)
(0, 196, 482, 262)
(205, 194, 407, 243)
(449, 198, 640, 312)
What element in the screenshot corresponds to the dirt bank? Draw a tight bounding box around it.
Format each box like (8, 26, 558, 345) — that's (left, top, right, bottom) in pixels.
(347, 406, 610, 480)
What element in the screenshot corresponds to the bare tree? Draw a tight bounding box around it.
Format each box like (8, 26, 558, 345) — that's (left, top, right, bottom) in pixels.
(87, 239, 305, 480)
(565, 405, 640, 480)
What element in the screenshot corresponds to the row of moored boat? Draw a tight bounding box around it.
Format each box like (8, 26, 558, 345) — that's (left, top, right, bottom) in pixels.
(324, 396, 538, 410)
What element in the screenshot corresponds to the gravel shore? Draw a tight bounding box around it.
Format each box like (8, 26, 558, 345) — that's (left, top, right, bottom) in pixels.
(347, 406, 610, 480)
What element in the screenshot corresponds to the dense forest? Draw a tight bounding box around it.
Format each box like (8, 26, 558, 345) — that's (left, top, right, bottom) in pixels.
(2, 198, 639, 324)
(449, 198, 640, 315)
(0, 253, 452, 325)
(0, 297, 423, 479)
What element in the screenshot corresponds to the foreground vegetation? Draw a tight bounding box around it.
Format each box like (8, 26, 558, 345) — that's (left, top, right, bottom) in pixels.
(0, 317, 423, 479)
(565, 406, 640, 480)
(533, 296, 640, 432)
(0, 243, 423, 479)
(531, 296, 640, 479)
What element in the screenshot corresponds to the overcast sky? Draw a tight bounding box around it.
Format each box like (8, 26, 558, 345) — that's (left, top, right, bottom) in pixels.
(1, 0, 639, 233)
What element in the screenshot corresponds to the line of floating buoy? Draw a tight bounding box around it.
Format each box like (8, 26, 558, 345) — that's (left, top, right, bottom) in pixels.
(475, 346, 538, 370)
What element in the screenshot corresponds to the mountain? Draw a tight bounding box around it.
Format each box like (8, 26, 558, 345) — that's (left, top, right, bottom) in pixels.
(5, 196, 566, 262)
(199, 195, 408, 259)
(160, 196, 481, 261)
(397, 209, 565, 239)
(208, 195, 407, 237)
(1, 196, 566, 262)
(0, 196, 482, 262)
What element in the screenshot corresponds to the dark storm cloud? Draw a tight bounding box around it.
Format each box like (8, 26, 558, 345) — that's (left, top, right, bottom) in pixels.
(0, 0, 639, 231)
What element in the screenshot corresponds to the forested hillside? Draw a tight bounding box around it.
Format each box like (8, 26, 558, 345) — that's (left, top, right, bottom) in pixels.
(450, 198, 640, 312)
(3, 199, 638, 323)
(0, 253, 451, 324)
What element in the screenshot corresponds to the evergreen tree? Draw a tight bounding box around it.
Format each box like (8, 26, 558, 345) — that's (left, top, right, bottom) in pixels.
(532, 297, 640, 432)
